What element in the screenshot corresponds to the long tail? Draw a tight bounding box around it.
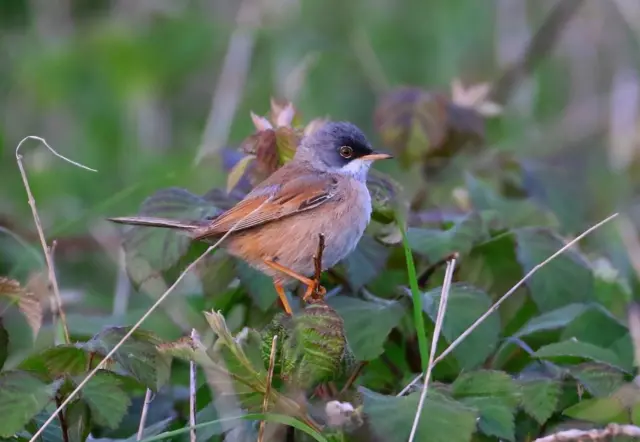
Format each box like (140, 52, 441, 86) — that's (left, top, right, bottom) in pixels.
(107, 216, 201, 231)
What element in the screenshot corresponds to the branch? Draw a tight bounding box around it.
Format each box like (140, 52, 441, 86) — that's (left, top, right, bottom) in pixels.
(15, 136, 97, 344)
(136, 389, 153, 441)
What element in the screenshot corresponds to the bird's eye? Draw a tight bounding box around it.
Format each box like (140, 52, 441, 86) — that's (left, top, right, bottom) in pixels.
(339, 145, 354, 159)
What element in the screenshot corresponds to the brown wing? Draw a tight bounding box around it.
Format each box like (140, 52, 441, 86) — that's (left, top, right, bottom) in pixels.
(192, 173, 338, 240)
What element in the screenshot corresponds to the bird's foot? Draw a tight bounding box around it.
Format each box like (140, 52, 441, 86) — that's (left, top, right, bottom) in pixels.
(302, 279, 327, 304)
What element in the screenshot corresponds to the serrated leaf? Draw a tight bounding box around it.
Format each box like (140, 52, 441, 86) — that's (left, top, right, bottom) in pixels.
(459, 396, 515, 441)
(226, 155, 255, 193)
(86, 327, 171, 391)
(77, 371, 131, 429)
(533, 340, 627, 371)
(514, 228, 595, 311)
(360, 387, 477, 442)
(327, 297, 405, 361)
(0, 371, 60, 437)
(234, 260, 278, 311)
(422, 283, 500, 369)
(407, 212, 488, 262)
(563, 397, 627, 424)
(518, 378, 561, 424)
(342, 234, 391, 291)
(513, 304, 588, 338)
(0, 277, 42, 338)
(20, 345, 90, 378)
(452, 371, 519, 408)
(568, 363, 626, 397)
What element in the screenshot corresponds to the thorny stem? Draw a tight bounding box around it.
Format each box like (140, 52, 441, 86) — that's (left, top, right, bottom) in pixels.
(54, 395, 69, 442)
(189, 329, 198, 442)
(258, 335, 278, 442)
(340, 361, 367, 395)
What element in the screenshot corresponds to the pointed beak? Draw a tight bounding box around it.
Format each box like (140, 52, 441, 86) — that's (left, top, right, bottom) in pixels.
(360, 151, 393, 161)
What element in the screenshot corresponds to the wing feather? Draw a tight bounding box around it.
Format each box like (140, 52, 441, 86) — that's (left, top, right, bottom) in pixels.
(192, 173, 338, 240)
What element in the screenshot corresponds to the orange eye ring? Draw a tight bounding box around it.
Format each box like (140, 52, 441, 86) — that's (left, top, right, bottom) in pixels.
(339, 145, 354, 159)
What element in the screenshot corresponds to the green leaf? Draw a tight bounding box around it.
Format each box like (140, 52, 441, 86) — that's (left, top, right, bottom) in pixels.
(77, 371, 131, 429)
(0, 371, 60, 437)
(0, 320, 8, 371)
(65, 400, 91, 442)
(513, 304, 588, 338)
(533, 340, 627, 371)
(568, 363, 626, 397)
(407, 212, 488, 262)
(20, 345, 91, 378)
(235, 260, 278, 312)
(86, 327, 171, 391)
(452, 370, 519, 408)
(328, 297, 405, 361)
(360, 387, 478, 442)
(514, 228, 595, 311)
(465, 174, 557, 229)
(342, 234, 391, 291)
(422, 283, 500, 369)
(31, 409, 64, 442)
(459, 396, 515, 441)
(518, 378, 561, 424)
(563, 397, 627, 424)
(560, 305, 628, 348)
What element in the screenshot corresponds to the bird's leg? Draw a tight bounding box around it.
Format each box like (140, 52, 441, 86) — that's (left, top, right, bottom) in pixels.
(264, 259, 316, 287)
(273, 280, 293, 316)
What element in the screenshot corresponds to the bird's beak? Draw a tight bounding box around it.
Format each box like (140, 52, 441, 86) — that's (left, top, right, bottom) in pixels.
(361, 151, 393, 161)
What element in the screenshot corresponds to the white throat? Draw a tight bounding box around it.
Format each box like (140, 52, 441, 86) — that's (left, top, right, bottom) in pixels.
(336, 159, 371, 181)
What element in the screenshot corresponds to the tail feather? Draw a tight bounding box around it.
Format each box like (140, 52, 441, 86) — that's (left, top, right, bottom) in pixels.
(107, 216, 202, 231)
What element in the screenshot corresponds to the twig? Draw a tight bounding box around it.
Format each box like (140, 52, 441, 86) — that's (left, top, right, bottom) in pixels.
(54, 395, 69, 442)
(136, 389, 153, 441)
(313, 233, 325, 282)
(189, 329, 198, 442)
(533, 423, 640, 441)
(408, 258, 456, 442)
(258, 335, 278, 442)
(28, 199, 269, 441)
(339, 361, 367, 395)
(194, 0, 260, 163)
(15, 136, 96, 344)
(398, 212, 619, 396)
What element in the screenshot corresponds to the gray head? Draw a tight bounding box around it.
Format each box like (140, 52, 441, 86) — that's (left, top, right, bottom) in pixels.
(295, 121, 392, 180)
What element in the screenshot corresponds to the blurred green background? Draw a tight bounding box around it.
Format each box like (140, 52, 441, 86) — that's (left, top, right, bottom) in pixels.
(2, 0, 640, 360)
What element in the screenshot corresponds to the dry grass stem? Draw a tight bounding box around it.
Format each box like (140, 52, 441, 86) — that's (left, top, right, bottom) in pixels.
(15, 136, 97, 344)
(258, 335, 278, 442)
(189, 329, 198, 442)
(136, 389, 153, 441)
(29, 199, 269, 442)
(533, 423, 640, 441)
(398, 212, 619, 396)
(408, 258, 456, 442)
(195, 0, 259, 163)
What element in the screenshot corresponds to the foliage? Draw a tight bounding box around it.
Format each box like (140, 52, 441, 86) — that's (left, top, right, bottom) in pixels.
(2, 1, 640, 441)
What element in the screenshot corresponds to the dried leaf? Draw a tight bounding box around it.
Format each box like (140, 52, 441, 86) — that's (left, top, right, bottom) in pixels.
(271, 100, 296, 127)
(0, 277, 43, 338)
(226, 154, 255, 193)
(304, 118, 328, 136)
(251, 111, 273, 131)
(374, 87, 449, 166)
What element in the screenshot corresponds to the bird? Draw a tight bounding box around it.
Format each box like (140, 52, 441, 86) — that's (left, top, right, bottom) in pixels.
(108, 121, 393, 315)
